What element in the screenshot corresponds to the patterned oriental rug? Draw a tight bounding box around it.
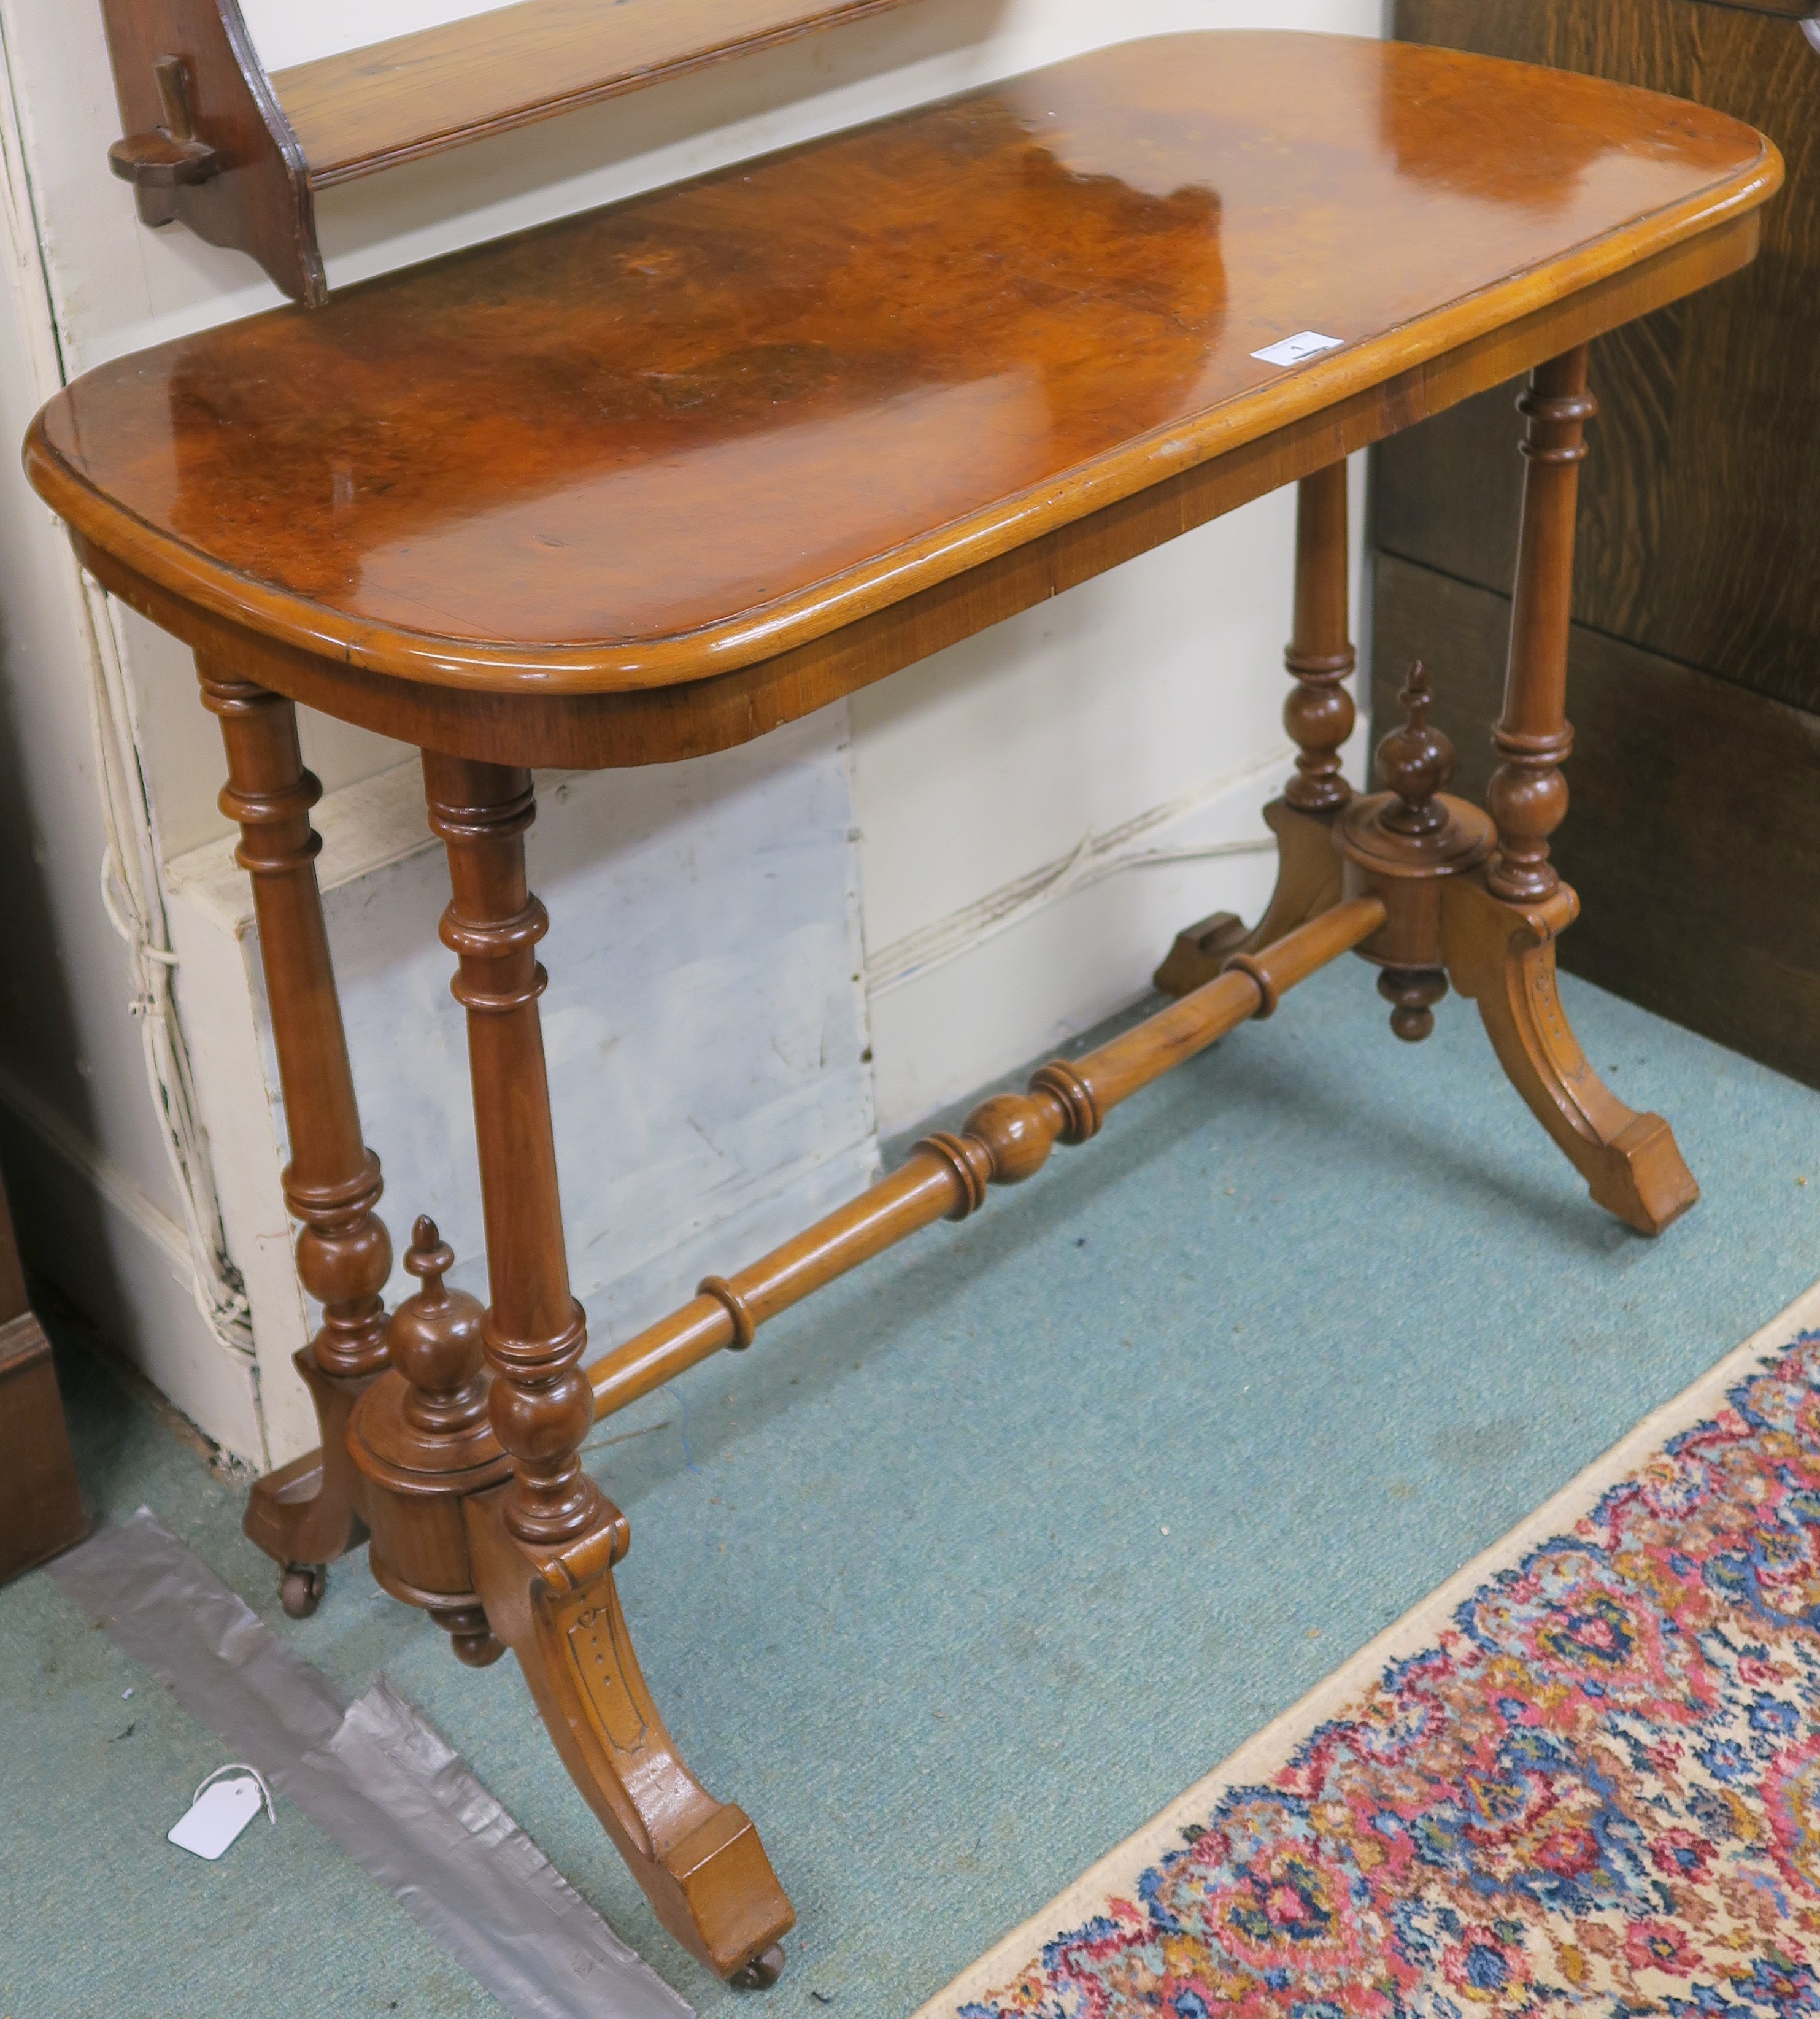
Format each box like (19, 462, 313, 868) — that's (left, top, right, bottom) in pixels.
(920, 1284, 1820, 2019)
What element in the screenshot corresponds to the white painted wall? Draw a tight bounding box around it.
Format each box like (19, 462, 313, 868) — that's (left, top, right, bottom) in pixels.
(165, 728, 876, 1464)
(0, 0, 1380, 1465)
(855, 457, 1373, 1131)
(0, 68, 266, 1450)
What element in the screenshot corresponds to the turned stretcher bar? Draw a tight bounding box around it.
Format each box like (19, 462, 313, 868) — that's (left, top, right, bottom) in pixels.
(588, 895, 1387, 1419)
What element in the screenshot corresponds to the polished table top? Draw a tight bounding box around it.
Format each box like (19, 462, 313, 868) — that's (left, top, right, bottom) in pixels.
(25, 33, 1777, 702)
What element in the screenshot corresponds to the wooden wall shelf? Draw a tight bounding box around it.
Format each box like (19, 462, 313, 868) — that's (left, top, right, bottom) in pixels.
(100, 0, 917, 305)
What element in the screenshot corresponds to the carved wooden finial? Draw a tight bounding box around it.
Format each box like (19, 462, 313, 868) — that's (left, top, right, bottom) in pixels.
(406, 1214, 453, 1292)
(1375, 662, 1455, 838)
(1363, 663, 1461, 1042)
(388, 1217, 489, 1436)
(1377, 967, 1448, 1044)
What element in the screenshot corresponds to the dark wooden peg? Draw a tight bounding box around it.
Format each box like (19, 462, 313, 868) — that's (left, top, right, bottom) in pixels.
(390, 1217, 490, 1438)
(1377, 967, 1448, 1043)
(1375, 662, 1455, 838)
(109, 56, 223, 190)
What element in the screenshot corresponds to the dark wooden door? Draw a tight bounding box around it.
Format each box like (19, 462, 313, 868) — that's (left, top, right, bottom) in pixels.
(1376, 0, 1820, 1084)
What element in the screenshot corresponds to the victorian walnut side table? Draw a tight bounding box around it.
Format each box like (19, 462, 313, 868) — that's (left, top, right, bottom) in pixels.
(23, 34, 1780, 1986)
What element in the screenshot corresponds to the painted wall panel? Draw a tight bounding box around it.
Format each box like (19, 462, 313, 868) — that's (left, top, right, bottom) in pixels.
(168, 714, 877, 1459)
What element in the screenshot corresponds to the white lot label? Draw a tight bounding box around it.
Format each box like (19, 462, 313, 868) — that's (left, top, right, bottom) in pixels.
(169, 1774, 265, 1860)
(1251, 331, 1345, 367)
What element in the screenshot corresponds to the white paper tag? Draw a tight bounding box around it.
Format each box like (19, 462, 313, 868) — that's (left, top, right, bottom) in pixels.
(169, 1775, 264, 1860)
(1251, 331, 1345, 368)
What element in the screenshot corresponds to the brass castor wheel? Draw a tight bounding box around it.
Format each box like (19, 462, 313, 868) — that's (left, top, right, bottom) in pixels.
(730, 1945, 786, 1991)
(279, 1564, 327, 1618)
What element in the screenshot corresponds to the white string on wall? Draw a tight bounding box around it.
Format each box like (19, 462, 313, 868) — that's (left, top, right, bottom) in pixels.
(0, 18, 256, 1376)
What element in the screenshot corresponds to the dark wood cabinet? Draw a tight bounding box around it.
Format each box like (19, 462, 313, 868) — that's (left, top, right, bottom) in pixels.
(0, 1167, 85, 1585)
(1376, 0, 1820, 1084)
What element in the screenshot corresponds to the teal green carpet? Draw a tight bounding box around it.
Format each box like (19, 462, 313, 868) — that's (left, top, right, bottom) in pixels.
(5, 962, 1819, 2018)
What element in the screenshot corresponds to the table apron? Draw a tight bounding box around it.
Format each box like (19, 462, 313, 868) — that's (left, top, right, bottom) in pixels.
(71, 210, 1758, 774)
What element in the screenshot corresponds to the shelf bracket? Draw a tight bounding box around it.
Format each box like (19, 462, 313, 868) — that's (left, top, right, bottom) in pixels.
(98, 0, 325, 305)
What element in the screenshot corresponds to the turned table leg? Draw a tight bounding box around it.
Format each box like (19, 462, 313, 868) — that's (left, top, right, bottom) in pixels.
(1155, 458, 1351, 994)
(1484, 349, 1590, 910)
(199, 663, 393, 1616)
(1442, 348, 1699, 1234)
(420, 752, 793, 1985)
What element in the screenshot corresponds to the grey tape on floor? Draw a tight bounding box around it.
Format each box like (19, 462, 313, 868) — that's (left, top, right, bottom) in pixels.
(47, 1508, 692, 2019)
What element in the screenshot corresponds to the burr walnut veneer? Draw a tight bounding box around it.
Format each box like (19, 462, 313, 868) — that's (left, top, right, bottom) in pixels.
(24, 33, 1780, 1986)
